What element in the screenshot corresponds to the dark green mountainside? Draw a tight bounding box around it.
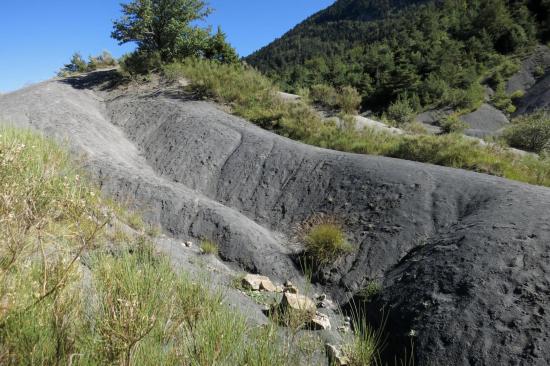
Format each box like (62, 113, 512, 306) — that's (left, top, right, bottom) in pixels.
(246, 0, 550, 114)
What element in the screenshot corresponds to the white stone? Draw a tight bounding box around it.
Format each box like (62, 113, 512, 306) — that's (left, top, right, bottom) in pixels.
(326, 344, 350, 366)
(242, 274, 274, 291)
(310, 312, 331, 330)
(280, 292, 316, 313)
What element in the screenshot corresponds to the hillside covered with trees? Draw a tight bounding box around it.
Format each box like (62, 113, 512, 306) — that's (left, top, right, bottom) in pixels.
(246, 0, 550, 115)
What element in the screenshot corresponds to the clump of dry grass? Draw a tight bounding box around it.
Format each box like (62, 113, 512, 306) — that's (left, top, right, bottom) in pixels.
(295, 214, 353, 266)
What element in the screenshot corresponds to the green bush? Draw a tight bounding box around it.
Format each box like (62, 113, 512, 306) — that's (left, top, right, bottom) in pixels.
(59, 51, 118, 76)
(421, 74, 450, 106)
(386, 97, 415, 126)
(534, 65, 546, 78)
(163, 60, 276, 117)
(304, 223, 353, 265)
(444, 83, 484, 111)
(440, 115, 468, 134)
(58, 52, 88, 76)
(340, 113, 358, 132)
(88, 50, 117, 70)
(309, 84, 361, 114)
(492, 82, 516, 114)
(120, 51, 163, 76)
(502, 111, 550, 153)
(510, 89, 525, 100)
(403, 121, 428, 135)
(358, 281, 382, 303)
(204, 26, 239, 64)
(310, 84, 338, 109)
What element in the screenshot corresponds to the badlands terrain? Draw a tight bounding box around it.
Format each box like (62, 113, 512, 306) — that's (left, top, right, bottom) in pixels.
(1, 70, 549, 365)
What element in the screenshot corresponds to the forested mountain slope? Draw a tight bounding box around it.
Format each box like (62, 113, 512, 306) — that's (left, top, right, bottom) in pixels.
(246, 0, 550, 114)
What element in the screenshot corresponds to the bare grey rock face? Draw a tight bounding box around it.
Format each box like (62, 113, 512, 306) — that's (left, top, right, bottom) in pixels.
(459, 103, 510, 137)
(507, 45, 550, 95)
(1, 71, 550, 365)
(515, 73, 550, 115)
(508, 45, 550, 116)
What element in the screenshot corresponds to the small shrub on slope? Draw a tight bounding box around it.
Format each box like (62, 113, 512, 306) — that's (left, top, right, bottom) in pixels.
(304, 223, 353, 265)
(309, 84, 361, 114)
(344, 317, 383, 366)
(120, 50, 163, 76)
(310, 84, 338, 109)
(87, 50, 118, 71)
(58, 52, 88, 76)
(386, 97, 415, 126)
(59, 51, 118, 77)
(440, 114, 467, 134)
(200, 239, 219, 255)
(502, 111, 550, 154)
(337, 86, 362, 114)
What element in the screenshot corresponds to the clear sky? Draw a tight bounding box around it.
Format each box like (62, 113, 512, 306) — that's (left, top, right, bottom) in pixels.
(0, 0, 335, 93)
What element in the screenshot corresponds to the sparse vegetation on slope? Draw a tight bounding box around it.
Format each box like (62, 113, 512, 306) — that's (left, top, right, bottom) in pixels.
(304, 223, 353, 266)
(58, 51, 117, 77)
(308, 83, 362, 114)
(162, 59, 550, 187)
(0, 127, 339, 365)
(200, 238, 219, 255)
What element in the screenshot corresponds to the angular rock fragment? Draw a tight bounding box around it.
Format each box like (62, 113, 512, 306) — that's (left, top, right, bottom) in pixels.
(242, 274, 274, 291)
(310, 311, 331, 330)
(280, 292, 316, 314)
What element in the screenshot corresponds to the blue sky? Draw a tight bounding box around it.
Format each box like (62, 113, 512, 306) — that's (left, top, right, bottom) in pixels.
(0, 0, 334, 93)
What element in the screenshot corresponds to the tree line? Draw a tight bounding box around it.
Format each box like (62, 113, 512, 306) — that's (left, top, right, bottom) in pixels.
(246, 0, 550, 115)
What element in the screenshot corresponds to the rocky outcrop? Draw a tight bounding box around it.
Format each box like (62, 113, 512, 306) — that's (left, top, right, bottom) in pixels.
(515, 73, 550, 115)
(508, 45, 550, 116)
(1, 71, 550, 365)
(507, 45, 550, 95)
(459, 103, 510, 137)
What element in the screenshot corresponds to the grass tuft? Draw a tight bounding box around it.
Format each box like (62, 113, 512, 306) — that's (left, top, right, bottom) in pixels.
(304, 223, 353, 266)
(200, 239, 219, 256)
(345, 317, 384, 366)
